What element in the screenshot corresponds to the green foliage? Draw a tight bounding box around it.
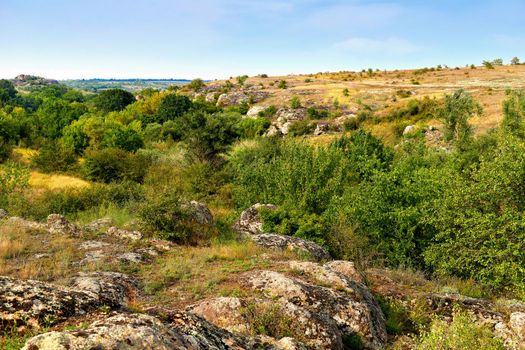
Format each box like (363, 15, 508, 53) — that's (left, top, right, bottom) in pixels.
(290, 96, 301, 109)
(31, 139, 78, 173)
(413, 308, 505, 350)
(0, 161, 29, 208)
(502, 90, 525, 137)
(156, 94, 193, 122)
(82, 148, 149, 183)
(236, 75, 249, 86)
(278, 80, 288, 89)
(288, 120, 315, 136)
(438, 89, 482, 149)
(0, 79, 17, 106)
(511, 56, 520, 65)
(342, 334, 364, 350)
(188, 78, 205, 92)
(307, 107, 330, 119)
(94, 89, 135, 112)
(36, 98, 87, 139)
(482, 60, 495, 69)
(257, 105, 277, 118)
(238, 117, 270, 139)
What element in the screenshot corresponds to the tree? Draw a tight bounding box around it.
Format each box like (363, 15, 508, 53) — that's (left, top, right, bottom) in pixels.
(157, 94, 192, 123)
(438, 90, 482, 149)
(95, 89, 135, 113)
(482, 60, 495, 69)
(188, 78, 205, 92)
(36, 99, 87, 139)
(0, 80, 17, 106)
(511, 57, 520, 65)
(236, 75, 249, 86)
(502, 90, 525, 137)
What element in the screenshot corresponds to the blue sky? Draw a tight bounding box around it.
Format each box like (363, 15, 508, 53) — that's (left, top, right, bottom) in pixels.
(1, 0, 524, 79)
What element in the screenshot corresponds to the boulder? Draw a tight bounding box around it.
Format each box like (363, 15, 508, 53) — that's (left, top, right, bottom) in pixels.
(509, 312, 525, 340)
(47, 214, 81, 236)
(186, 200, 214, 225)
(242, 270, 387, 349)
(189, 297, 342, 350)
(117, 252, 148, 264)
(0, 208, 8, 220)
(314, 122, 330, 136)
(324, 260, 366, 284)
(0, 273, 137, 329)
(217, 90, 269, 107)
(107, 226, 143, 241)
(233, 203, 278, 235)
(246, 105, 268, 118)
(402, 125, 416, 136)
(251, 233, 331, 261)
(289, 261, 367, 290)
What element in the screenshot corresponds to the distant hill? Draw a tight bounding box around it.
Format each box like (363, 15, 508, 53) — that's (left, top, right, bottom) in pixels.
(12, 74, 59, 89)
(62, 78, 194, 92)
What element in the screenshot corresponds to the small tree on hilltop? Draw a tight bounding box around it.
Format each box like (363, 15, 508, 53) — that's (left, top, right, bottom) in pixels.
(188, 78, 205, 92)
(511, 57, 520, 65)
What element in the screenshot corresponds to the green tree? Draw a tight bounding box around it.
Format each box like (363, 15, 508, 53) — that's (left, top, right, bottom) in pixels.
(157, 94, 192, 123)
(188, 78, 205, 92)
(511, 57, 520, 65)
(95, 89, 135, 113)
(278, 80, 288, 89)
(438, 89, 482, 149)
(36, 99, 87, 139)
(0, 80, 17, 106)
(502, 90, 525, 137)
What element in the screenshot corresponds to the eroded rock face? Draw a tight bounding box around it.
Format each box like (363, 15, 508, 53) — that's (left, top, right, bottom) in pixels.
(242, 270, 387, 349)
(217, 90, 269, 107)
(233, 203, 278, 235)
(0, 273, 138, 329)
(251, 234, 331, 261)
(107, 226, 143, 241)
(324, 260, 366, 285)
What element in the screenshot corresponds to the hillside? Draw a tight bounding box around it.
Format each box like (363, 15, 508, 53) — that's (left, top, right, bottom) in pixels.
(1, 65, 525, 349)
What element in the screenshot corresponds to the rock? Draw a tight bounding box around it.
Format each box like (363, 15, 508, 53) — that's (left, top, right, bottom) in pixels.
(83, 217, 113, 232)
(289, 261, 367, 291)
(314, 122, 330, 136)
(251, 233, 331, 261)
(70, 272, 139, 306)
(0, 208, 8, 219)
(78, 250, 106, 264)
(246, 105, 268, 118)
(22, 313, 189, 350)
(325, 260, 366, 284)
(216, 90, 269, 107)
(280, 122, 292, 135)
(186, 200, 214, 225)
(402, 125, 416, 136)
(107, 226, 143, 241)
(188, 296, 342, 349)
(333, 114, 357, 127)
(0, 273, 136, 329)
(276, 108, 307, 122)
(509, 312, 525, 340)
(117, 252, 148, 264)
(233, 203, 278, 235)
(47, 214, 81, 236)
(243, 270, 387, 349)
(266, 124, 283, 137)
(205, 92, 217, 103)
(148, 238, 174, 252)
(78, 240, 111, 250)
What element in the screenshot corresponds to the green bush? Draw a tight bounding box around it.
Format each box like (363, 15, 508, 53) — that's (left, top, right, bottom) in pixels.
(82, 148, 149, 183)
(31, 139, 78, 173)
(238, 117, 270, 139)
(156, 94, 192, 123)
(288, 120, 315, 136)
(94, 89, 135, 113)
(413, 308, 505, 350)
(307, 107, 330, 120)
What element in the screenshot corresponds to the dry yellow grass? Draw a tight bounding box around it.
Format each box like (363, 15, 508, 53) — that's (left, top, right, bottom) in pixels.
(29, 171, 90, 190)
(11, 147, 37, 164)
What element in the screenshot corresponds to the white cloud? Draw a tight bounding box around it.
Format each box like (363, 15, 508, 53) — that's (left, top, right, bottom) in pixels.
(334, 37, 420, 55)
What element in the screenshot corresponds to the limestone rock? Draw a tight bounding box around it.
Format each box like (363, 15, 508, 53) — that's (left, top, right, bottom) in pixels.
(403, 125, 416, 135)
(246, 105, 268, 118)
(0, 273, 136, 329)
(117, 252, 148, 264)
(6, 216, 47, 232)
(69, 272, 139, 307)
(186, 200, 214, 225)
(324, 260, 366, 284)
(242, 270, 387, 349)
(251, 233, 331, 261)
(233, 203, 278, 235)
(83, 218, 113, 232)
(314, 122, 330, 136)
(509, 312, 525, 340)
(107, 226, 143, 241)
(47, 214, 81, 236)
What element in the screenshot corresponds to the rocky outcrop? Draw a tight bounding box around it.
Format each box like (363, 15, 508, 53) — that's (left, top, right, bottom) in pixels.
(314, 122, 330, 136)
(324, 260, 366, 285)
(246, 105, 269, 118)
(233, 203, 278, 235)
(6, 216, 47, 232)
(83, 217, 113, 232)
(189, 297, 342, 350)
(107, 226, 143, 241)
(251, 234, 331, 261)
(242, 270, 387, 349)
(47, 214, 81, 236)
(0, 273, 138, 329)
(268, 108, 308, 136)
(217, 90, 269, 107)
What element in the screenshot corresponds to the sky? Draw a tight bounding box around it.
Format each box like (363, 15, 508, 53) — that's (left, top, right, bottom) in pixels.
(0, 0, 524, 80)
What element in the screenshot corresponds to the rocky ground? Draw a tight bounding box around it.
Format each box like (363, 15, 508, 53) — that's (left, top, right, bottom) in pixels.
(1, 204, 524, 349)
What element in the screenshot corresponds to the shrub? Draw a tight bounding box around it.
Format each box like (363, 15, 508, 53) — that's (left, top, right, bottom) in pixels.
(0, 161, 29, 209)
(413, 308, 505, 350)
(307, 107, 330, 120)
(31, 139, 78, 173)
(257, 106, 277, 118)
(238, 117, 270, 139)
(95, 89, 135, 113)
(290, 96, 301, 109)
(82, 148, 149, 183)
(501, 90, 525, 137)
(288, 120, 315, 136)
(187, 78, 205, 92)
(278, 80, 287, 89)
(156, 94, 193, 123)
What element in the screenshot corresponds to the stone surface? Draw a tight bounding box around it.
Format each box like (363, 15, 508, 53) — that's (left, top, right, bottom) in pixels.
(78, 240, 111, 250)
(47, 214, 81, 236)
(233, 203, 278, 235)
(509, 312, 525, 340)
(6, 216, 47, 232)
(324, 260, 366, 285)
(243, 270, 387, 349)
(403, 125, 416, 135)
(0, 273, 137, 329)
(117, 252, 148, 263)
(107, 226, 143, 241)
(251, 233, 331, 261)
(83, 217, 113, 232)
(246, 105, 268, 118)
(186, 200, 214, 225)
(0, 208, 8, 220)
